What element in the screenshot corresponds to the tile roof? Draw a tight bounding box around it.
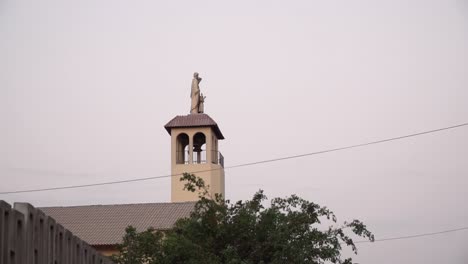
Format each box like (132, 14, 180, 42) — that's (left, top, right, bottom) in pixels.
(40, 202, 195, 246)
(164, 113, 225, 139)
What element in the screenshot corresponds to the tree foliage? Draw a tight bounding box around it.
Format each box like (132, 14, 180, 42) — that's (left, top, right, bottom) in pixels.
(112, 173, 374, 264)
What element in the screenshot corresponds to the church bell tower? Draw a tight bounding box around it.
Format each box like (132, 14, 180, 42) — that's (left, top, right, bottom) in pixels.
(164, 73, 225, 202)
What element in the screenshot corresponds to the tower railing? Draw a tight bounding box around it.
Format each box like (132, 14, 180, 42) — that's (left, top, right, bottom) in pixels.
(176, 150, 223, 167)
(176, 150, 190, 164)
(192, 149, 207, 164)
(219, 152, 224, 167)
(176, 150, 207, 164)
(211, 150, 224, 167)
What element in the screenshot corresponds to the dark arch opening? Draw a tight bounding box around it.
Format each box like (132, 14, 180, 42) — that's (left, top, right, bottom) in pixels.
(193, 132, 206, 164)
(176, 133, 189, 164)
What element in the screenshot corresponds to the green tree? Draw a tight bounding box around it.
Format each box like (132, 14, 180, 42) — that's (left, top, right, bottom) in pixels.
(112, 173, 374, 264)
(111, 226, 165, 264)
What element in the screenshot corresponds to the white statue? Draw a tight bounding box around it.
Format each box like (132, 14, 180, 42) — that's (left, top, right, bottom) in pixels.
(190, 72, 204, 114)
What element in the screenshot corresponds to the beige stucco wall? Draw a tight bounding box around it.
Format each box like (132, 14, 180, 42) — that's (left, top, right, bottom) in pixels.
(170, 127, 225, 202)
(93, 245, 119, 257)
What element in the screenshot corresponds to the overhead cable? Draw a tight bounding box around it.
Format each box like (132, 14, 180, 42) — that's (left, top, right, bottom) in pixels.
(354, 226, 468, 244)
(1, 122, 467, 195)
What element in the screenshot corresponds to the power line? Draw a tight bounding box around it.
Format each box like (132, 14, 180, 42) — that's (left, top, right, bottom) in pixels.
(354, 226, 468, 244)
(226, 122, 468, 169)
(0, 122, 467, 195)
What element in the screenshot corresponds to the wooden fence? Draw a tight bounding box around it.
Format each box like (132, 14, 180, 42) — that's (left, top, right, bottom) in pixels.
(0, 200, 114, 264)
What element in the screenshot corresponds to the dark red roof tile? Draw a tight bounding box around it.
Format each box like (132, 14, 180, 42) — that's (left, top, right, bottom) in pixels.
(164, 113, 225, 139)
(40, 202, 195, 246)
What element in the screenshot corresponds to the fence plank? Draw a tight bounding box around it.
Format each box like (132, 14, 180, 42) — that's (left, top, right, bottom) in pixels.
(0, 201, 12, 264)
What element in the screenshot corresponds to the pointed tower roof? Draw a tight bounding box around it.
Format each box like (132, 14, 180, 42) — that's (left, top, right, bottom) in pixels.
(164, 113, 225, 139)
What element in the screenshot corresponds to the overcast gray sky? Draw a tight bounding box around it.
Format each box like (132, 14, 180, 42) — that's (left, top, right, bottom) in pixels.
(1, 0, 468, 263)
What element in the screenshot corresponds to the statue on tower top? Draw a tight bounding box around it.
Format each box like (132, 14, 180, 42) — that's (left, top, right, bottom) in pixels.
(190, 72, 205, 114)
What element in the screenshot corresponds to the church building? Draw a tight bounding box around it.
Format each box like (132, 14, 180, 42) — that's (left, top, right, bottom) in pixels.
(41, 73, 225, 256)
